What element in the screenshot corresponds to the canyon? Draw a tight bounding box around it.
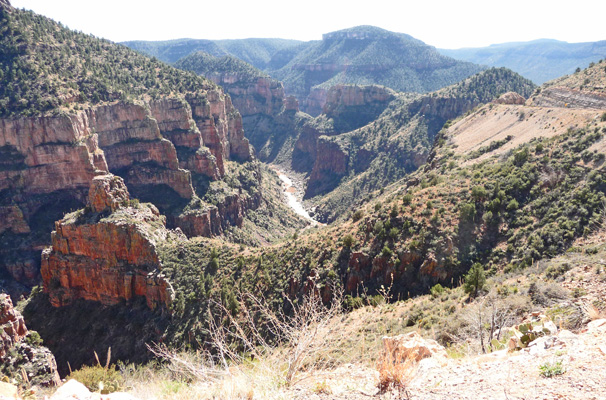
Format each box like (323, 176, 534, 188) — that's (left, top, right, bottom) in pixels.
(0, 87, 257, 288)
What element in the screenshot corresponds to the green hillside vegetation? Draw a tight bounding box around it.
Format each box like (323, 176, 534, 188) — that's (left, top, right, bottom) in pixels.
(439, 39, 606, 84)
(540, 58, 606, 92)
(123, 37, 303, 69)
(0, 6, 217, 117)
(174, 52, 267, 83)
(268, 25, 485, 102)
(306, 68, 537, 220)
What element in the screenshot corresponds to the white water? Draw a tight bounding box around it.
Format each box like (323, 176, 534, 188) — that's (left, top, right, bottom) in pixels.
(274, 169, 318, 224)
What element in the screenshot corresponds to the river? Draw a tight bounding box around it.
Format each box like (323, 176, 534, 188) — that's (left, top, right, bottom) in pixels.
(273, 168, 320, 225)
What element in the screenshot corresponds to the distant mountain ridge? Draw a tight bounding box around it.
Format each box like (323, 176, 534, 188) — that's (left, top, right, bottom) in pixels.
(122, 37, 303, 70)
(267, 26, 485, 112)
(123, 26, 485, 114)
(440, 39, 606, 84)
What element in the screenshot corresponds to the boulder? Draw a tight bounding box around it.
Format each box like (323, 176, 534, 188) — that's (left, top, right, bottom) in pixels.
(586, 319, 606, 335)
(0, 382, 19, 400)
(493, 92, 526, 105)
(382, 332, 448, 362)
(49, 380, 140, 400)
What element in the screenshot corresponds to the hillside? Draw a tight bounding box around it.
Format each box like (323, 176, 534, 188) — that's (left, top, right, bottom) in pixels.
(440, 39, 606, 84)
(122, 37, 303, 69)
(268, 26, 485, 114)
(25, 57, 606, 385)
(299, 68, 537, 221)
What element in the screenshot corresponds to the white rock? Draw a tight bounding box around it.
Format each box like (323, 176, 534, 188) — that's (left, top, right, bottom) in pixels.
(587, 319, 606, 334)
(50, 380, 94, 400)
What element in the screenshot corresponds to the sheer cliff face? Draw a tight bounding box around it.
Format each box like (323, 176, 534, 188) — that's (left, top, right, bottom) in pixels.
(0, 91, 252, 286)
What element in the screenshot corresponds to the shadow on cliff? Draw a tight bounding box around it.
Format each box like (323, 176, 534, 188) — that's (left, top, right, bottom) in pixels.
(23, 291, 168, 376)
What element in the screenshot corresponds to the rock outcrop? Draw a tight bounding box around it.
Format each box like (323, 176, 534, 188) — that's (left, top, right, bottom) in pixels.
(306, 137, 348, 197)
(294, 85, 395, 174)
(303, 88, 328, 117)
(0, 294, 60, 387)
(41, 174, 176, 310)
(493, 91, 526, 105)
(322, 85, 396, 119)
(0, 294, 27, 359)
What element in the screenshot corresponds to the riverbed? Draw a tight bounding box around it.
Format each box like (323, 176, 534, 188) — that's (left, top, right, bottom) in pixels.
(272, 168, 320, 225)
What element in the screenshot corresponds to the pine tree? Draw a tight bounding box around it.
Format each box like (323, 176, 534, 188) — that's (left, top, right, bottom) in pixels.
(464, 262, 486, 297)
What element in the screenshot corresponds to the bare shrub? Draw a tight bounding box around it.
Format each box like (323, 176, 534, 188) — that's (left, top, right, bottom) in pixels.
(462, 292, 531, 353)
(528, 280, 568, 306)
(376, 348, 416, 396)
(208, 286, 346, 387)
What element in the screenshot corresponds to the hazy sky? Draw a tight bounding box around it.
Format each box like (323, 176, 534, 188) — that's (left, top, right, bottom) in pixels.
(9, 0, 606, 49)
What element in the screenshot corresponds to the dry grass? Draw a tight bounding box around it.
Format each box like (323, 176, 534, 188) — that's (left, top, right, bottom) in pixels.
(583, 303, 605, 321)
(376, 348, 417, 395)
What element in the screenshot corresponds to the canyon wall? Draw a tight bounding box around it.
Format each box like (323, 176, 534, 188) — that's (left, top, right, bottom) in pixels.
(0, 89, 254, 286)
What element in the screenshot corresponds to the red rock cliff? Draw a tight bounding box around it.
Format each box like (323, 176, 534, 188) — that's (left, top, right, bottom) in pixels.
(41, 174, 176, 310)
(1, 89, 254, 285)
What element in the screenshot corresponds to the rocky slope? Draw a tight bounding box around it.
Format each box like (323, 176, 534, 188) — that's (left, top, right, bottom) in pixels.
(0, 293, 60, 387)
(174, 52, 303, 163)
(293, 84, 396, 175)
(0, 3, 272, 289)
(0, 94, 255, 287)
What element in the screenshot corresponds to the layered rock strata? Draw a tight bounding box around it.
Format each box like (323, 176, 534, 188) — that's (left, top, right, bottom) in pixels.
(529, 87, 606, 109)
(0, 294, 27, 359)
(41, 174, 176, 310)
(1, 91, 254, 285)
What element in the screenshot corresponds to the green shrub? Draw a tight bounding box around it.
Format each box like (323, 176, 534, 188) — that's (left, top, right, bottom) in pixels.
(459, 203, 476, 222)
(381, 245, 393, 258)
(24, 331, 43, 346)
(342, 234, 355, 248)
(545, 263, 571, 279)
(539, 360, 565, 378)
(352, 209, 364, 222)
(343, 295, 364, 311)
(430, 283, 445, 298)
(68, 364, 124, 393)
(506, 199, 519, 211)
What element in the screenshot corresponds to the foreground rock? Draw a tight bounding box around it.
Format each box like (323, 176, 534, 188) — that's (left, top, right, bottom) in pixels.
(0, 294, 60, 387)
(382, 332, 448, 363)
(50, 380, 140, 400)
(41, 174, 177, 310)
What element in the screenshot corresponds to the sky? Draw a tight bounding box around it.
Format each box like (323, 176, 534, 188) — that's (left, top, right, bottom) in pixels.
(9, 0, 606, 49)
